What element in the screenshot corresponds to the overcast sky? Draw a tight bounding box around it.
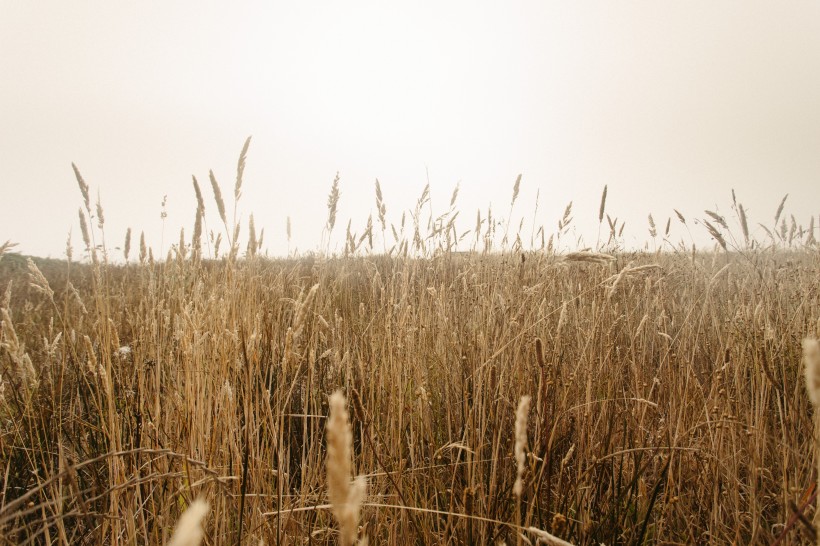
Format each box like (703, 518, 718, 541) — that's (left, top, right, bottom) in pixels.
(2, 1, 819, 258)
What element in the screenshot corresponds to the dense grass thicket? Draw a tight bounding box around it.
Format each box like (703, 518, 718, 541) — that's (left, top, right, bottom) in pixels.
(1, 144, 819, 544)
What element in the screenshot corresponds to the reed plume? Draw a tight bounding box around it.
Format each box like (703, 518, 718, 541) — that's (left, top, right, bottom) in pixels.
(803, 338, 820, 407)
(513, 395, 532, 497)
(235, 136, 251, 202)
(209, 170, 228, 227)
(123, 228, 131, 261)
(167, 499, 209, 546)
(327, 173, 341, 234)
(326, 390, 366, 546)
(803, 337, 820, 546)
(72, 163, 90, 212)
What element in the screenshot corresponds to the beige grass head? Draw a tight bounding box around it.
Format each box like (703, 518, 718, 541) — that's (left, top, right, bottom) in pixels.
(167, 498, 209, 546)
(327, 390, 366, 546)
(804, 338, 820, 408)
(513, 395, 532, 497)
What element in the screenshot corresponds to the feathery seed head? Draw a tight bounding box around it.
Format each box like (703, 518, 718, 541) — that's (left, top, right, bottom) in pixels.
(209, 170, 227, 225)
(738, 204, 749, 242)
(235, 136, 251, 201)
(72, 163, 90, 212)
(774, 194, 788, 225)
(327, 389, 365, 546)
(167, 499, 209, 546)
(192, 176, 205, 214)
(803, 338, 820, 408)
(513, 395, 532, 497)
(139, 232, 146, 264)
(95, 192, 104, 229)
(27, 259, 53, 300)
(511, 174, 522, 206)
(124, 228, 131, 261)
(78, 209, 91, 250)
(327, 173, 341, 233)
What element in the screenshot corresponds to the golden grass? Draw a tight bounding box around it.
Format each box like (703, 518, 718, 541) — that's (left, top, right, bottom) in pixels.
(0, 144, 819, 544)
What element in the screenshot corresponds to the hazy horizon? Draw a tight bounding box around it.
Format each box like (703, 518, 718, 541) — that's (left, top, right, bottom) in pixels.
(2, 1, 819, 258)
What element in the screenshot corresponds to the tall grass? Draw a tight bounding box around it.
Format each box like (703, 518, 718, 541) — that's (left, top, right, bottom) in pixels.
(0, 143, 819, 544)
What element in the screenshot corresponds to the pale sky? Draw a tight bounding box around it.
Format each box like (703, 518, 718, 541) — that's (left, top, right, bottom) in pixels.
(2, 1, 819, 258)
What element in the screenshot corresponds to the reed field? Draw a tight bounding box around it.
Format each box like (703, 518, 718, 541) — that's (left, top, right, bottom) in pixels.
(1, 144, 820, 544)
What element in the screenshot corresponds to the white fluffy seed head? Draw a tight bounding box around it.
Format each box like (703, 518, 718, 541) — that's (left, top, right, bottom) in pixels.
(804, 338, 820, 408)
(513, 395, 532, 497)
(167, 499, 209, 546)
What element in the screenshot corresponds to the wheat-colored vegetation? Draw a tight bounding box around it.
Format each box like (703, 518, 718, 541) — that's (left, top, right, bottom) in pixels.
(1, 142, 819, 544)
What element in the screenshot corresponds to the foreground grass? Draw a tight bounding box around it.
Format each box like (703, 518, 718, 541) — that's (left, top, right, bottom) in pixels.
(0, 246, 818, 544)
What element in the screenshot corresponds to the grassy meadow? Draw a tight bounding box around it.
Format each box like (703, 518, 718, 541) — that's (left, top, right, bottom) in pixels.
(1, 145, 819, 544)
